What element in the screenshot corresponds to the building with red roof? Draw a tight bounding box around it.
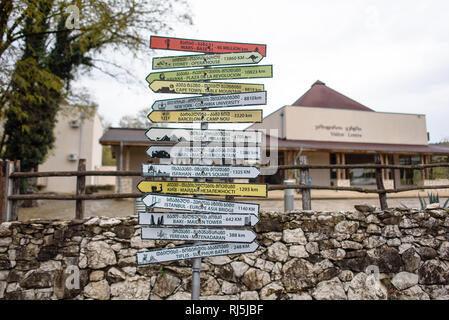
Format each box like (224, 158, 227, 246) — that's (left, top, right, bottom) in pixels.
(249, 80, 449, 189)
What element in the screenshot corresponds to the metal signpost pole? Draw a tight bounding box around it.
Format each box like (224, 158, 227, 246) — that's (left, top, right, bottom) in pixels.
(192, 64, 210, 300)
(191, 120, 207, 300)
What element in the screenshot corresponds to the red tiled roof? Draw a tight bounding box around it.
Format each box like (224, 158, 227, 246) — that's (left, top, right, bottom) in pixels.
(292, 80, 374, 112)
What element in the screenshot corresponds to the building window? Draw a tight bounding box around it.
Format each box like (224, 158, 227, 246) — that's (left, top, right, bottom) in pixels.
(430, 155, 449, 180)
(345, 154, 376, 185)
(329, 153, 337, 185)
(399, 155, 421, 185)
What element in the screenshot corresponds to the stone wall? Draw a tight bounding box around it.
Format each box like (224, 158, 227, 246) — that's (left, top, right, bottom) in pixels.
(1, 207, 449, 300)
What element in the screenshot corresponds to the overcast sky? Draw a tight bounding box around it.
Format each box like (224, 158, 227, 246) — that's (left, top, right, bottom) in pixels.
(77, 0, 449, 143)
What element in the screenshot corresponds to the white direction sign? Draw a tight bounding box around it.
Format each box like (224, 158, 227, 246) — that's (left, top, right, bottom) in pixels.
(141, 194, 260, 215)
(141, 164, 260, 178)
(141, 226, 256, 243)
(135, 198, 146, 212)
(146, 146, 260, 160)
(151, 91, 267, 111)
(137, 241, 259, 265)
(146, 127, 262, 144)
(139, 212, 259, 227)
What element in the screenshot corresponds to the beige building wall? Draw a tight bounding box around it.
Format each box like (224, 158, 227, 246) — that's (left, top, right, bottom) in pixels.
(283, 106, 428, 145)
(112, 145, 149, 193)
(303, 151, 331, 186)
(38, 107, 104, 193)
(249, 107, 285, 138)
(249, 106, 428, 145)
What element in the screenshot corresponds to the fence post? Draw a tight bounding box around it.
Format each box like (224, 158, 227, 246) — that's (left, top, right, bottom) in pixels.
(299, 156, 311, 210)
(284, 179, 295, 212)
(0, 160, 9, 222)
(75, 159, 86, 220)
(9, 160, 20, 221)
(375, 154, 388, 210)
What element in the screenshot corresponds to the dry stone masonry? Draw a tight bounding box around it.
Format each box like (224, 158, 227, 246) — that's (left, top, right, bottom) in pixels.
(1, 206, 448, 300)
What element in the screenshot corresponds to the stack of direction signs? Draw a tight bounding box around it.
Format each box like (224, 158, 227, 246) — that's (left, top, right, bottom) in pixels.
(136, 36, 271, 267)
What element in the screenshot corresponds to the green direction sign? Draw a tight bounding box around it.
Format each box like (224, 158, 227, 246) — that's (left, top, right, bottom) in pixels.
(149, 80, 264, 95)
(146, 65, 273, 84)
(152, 51, 264, 69)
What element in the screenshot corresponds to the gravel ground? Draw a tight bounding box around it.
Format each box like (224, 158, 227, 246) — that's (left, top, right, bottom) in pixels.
(17, 196, 447, 221)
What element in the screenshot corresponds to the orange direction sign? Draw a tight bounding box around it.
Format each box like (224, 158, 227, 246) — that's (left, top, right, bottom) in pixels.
(151, 91, 267, 111)
(145, 65, 273, 84)
(137, 242, 259, 265)
(150, 36, 267, 56)
(149, 80, 264, 95)
(148, 109, 262, 123)
(136, 181, 268, 198)
(152, 51, 264, 69)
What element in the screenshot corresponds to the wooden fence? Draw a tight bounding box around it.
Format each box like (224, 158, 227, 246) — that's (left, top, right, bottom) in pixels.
(1, 157, 449, 221)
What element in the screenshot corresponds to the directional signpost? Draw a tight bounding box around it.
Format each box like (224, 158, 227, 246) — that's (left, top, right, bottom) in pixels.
(141, 194, 260, 215)
(152, 91, 267, 111)
(149, 80, 264, 95)
(146, 65, 272, 83)
(137, 242, 259, 265)
(152, 51, 264, 69)
(137, 36, 271, 301)
(141, 226, 256, 243)
(137, 181, 267, 198)
(150, 36, 267, 56)
(146, 127, 262, 143)
(139, 212, 259, 227)
(142, 164, 260, 178)
(148, 109, 262, 123)
(146, 146, 261, 160)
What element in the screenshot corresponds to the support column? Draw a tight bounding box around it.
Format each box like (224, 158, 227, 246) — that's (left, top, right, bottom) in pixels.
(336, 153, 341, 181)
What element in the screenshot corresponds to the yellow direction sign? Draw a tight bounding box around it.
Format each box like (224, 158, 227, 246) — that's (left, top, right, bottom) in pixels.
(152, 51, 264, 69)
(149, 80, 264, 95)
(148, 109, 262, 123)
(146, 65, 272, 84)
(137, 181, 267, 198)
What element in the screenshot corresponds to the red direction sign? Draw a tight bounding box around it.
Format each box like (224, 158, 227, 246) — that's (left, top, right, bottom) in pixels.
(150, 36, 267, 57)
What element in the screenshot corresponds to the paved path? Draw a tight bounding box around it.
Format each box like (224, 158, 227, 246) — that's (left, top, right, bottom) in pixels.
(17, 196, 447, 221)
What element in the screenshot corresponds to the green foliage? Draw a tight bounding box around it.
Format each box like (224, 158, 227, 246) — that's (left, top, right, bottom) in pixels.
(417, 192, 449, 210)
(102, 145, 116, 166)
(0, 0, 192, 172)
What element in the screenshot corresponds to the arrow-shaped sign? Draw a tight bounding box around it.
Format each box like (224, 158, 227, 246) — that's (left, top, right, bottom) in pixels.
(137, 181, 268, 198)
(146, 65, 272, 84)
(149, 80, 264, 95)
(147, 109, 262, 123)
(150, 36, 267, 56)
(146, 146, 261, 160)
(141, 194, 260, 214)
(145, 127, 262, 143)
(141, 226, 257, 243)
(151, 91, 267, 111)
(141, 164, 260, 179)
(138, 212, 260, 227)
(152, 51, 264, 69)
(137, 241, 259, 265)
